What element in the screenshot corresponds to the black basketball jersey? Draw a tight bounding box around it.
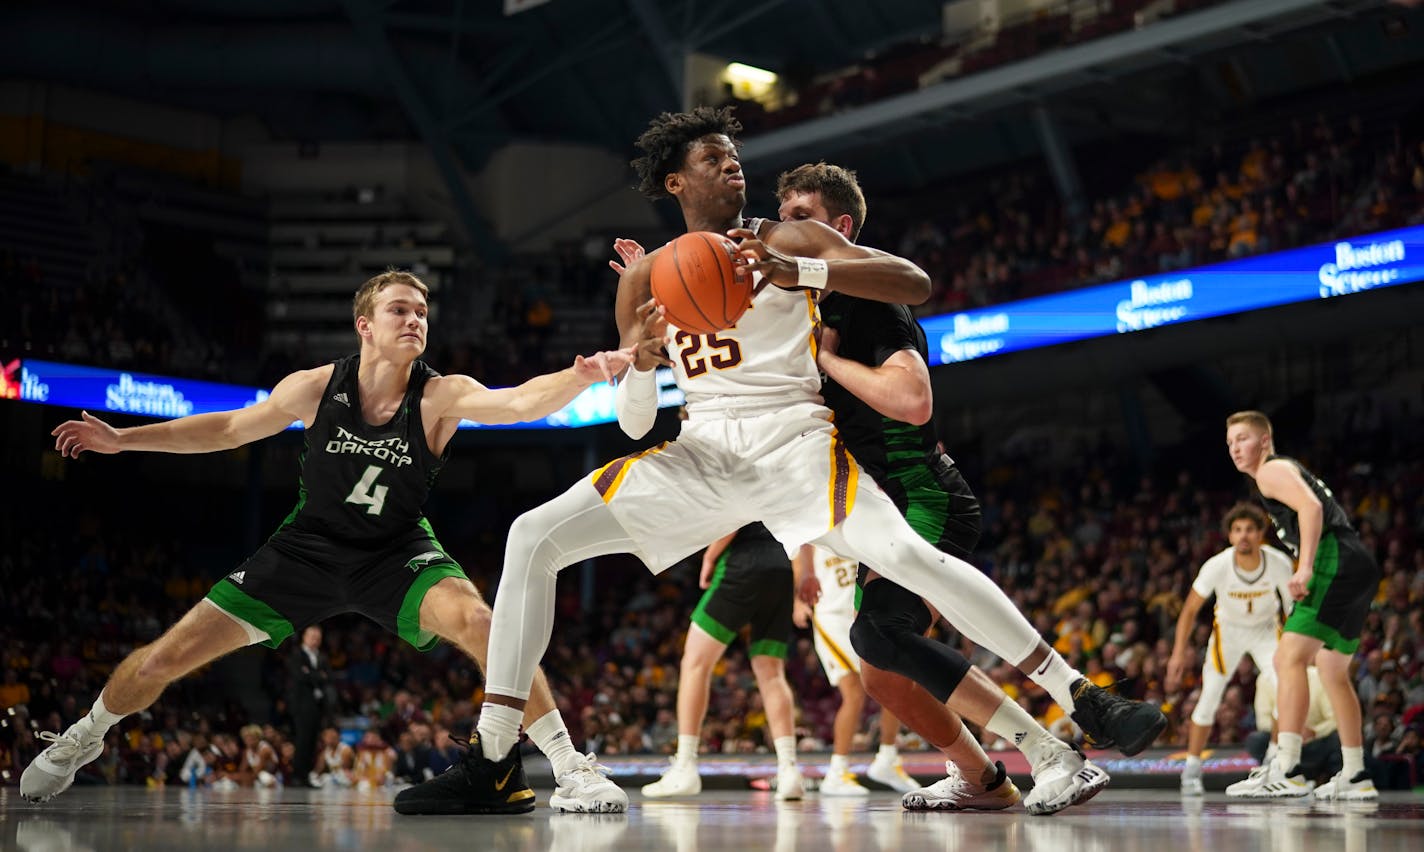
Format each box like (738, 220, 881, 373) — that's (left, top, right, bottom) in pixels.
(817, 292, 938, 491)
(277, 355, 448, 545)
(1259, 455, 1355, 557)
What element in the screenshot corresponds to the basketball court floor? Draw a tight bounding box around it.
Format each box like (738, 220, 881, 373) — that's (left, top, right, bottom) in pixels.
(2, 787, 1419, 851)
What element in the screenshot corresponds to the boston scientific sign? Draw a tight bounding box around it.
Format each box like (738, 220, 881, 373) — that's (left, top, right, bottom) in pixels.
(922, 224, 1424, 367)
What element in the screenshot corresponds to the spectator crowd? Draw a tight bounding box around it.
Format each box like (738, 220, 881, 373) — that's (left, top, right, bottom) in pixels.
(3, 394, 1421, 792)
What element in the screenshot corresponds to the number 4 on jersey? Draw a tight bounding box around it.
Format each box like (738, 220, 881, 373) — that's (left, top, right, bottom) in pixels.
(346, 465, 388, 515)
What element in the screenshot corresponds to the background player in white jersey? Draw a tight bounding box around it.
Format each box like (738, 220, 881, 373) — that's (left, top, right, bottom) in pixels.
(792, 545, 915, 795)
(415, 106, 1163, 818)
(28, 272, 633, 815)
(1166, 502, 1294, 795)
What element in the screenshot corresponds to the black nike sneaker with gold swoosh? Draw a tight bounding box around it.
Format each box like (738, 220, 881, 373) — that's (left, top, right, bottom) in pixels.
(394, 734, 536, 815)
(1068, 678, 1167, 756)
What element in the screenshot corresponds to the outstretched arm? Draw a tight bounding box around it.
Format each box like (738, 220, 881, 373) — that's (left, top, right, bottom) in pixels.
(429, 348, 634, 426)
(51, 367, 327, 457)
(729, 219, 931, 305)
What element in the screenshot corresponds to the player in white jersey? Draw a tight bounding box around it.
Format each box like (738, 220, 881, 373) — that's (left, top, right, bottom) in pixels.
(1167, 503, 1294, 795)
(792, 546, 913, 795)
(401, 106, 1164, 817)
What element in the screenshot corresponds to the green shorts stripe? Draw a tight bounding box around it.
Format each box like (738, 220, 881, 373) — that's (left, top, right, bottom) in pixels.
(690, 555, 736, 644)
(207, 580, 295, 650)
(397, 563, 469, 652)
(1282, 533, 1358, 654)
(748, 638, 788, 659)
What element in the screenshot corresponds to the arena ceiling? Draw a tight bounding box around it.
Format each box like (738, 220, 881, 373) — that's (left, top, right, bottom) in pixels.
(3, 0, 1421, 232)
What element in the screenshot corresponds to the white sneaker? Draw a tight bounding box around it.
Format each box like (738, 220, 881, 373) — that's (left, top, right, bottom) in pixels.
(1313, 769, 1377, 801)
(551, 753, 629, 813)
(641, 756, 701, 798)
(818, 769, 869, 797)
(1023, 745, 1110, 815)
(902, 761, 1021, 811)
(1181, 761, 1204, 796)
(774, 762, 805, 801)
(1225, 763, 1271, 798)
(1247, 762, 1314, 799)
(20, 727, 106, 803)
(867, 754, 918, 793)
(212, 777, 240, 792)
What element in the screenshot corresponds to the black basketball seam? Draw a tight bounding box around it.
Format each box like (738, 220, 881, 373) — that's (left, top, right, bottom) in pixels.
(694, 231, 733, 326)
(671, 234, 718, 333)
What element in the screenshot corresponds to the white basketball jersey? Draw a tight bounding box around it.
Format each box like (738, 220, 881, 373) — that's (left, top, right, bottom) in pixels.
(668, 220, 823, 416)
(812, 547, 859, 617)
(1191, 545, 1295, 628)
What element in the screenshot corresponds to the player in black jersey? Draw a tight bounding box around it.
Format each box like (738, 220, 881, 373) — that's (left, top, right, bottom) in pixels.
(27, 271, 635, 814)
(642, 522, 805, 800)
(776, 162, 1173, 812)
(1223, 410, 1379, 800)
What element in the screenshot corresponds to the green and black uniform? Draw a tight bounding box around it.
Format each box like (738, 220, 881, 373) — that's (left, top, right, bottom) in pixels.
(206, 354, 467, 650)
(690, 522, 794, 659)
(817, 292, 981, 704)
(817, 293, 982, 583)
(1259, 455, 1379, 654)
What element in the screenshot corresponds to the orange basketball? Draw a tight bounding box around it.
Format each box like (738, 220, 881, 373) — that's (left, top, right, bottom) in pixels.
(650, 232, 752, 335)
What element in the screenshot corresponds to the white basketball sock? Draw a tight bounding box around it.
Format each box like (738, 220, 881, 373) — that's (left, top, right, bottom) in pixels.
(525, 710, 580, 779)
(476, 703, 523, 762)
(74, 692, 124, 742)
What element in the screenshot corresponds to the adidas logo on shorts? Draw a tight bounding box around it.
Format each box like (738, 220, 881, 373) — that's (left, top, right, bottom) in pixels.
(332, 393, 350, 406)
(228, 570, 246, 584)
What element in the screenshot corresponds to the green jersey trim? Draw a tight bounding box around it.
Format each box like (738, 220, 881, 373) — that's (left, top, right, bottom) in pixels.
(206, 580, 295, 650)
(396, 561, 469, 652)
(690, 555, 737, 645)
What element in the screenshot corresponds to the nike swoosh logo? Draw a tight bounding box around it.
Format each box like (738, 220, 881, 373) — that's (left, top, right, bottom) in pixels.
(494, 765, 516, 791)
(1034, 659, 1051, 676)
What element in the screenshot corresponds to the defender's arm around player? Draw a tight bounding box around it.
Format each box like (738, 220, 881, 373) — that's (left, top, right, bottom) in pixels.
(27, 272, 634, 814)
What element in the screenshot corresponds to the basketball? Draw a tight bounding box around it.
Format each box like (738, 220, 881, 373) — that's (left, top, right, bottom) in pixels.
(650, 231, 752, 335)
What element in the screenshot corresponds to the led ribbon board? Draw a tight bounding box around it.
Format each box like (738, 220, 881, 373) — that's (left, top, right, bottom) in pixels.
(921, 224, 1424, 366)
(16, 361, 684, 431)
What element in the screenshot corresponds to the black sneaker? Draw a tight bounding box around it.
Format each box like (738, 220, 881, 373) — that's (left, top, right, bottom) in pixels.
(1069, 678, 1167, 756)
(393, 734, 536, 815)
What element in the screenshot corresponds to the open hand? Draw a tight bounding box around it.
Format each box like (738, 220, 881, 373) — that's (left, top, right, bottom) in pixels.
(608, 238, 646, 276)
(52, 411, 121, 458)
(573, 346, 637, 385)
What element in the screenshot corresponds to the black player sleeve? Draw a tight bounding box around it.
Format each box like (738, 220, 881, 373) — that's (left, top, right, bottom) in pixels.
(862, 302, 923, 367)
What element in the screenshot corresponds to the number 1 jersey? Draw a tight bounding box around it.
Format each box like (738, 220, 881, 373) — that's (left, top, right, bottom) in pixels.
(279, 354, 448, 545)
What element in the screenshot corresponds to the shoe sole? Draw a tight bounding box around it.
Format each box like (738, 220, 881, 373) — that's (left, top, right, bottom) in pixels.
(867, 771, 917, 793)
(550, 795, 628, 813)
(1113, 711, 1168, 757)
(903, 792, 1020, 812)
(393, 797, 537, 815)
(640, 788, 701, 798)
(1027, 768, 1110, 816)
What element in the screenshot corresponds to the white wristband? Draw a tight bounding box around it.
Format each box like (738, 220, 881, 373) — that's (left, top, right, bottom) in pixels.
(796, 257, 829, 290)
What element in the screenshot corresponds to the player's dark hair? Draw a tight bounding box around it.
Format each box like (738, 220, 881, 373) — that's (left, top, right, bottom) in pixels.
(776, 162, 867, 240)
(1222, 502, 1269, 535)
(631, 106, 743, 199)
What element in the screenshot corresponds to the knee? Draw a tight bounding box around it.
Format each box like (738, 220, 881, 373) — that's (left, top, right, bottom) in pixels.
(750, 656, 787, 685)
(456, 601, 493, 646)
(133, 642, 185, 684)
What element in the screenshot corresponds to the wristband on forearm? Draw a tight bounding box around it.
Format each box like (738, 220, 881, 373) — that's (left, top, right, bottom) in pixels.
(796, 257, 829, 290)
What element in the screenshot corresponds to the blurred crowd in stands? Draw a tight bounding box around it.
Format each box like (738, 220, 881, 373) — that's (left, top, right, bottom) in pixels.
(861, 118, 1424, 316)
(4, 397, 1421, 791)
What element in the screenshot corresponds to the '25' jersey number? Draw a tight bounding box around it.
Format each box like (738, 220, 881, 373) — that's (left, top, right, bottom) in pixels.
(675, 331, 743, 378)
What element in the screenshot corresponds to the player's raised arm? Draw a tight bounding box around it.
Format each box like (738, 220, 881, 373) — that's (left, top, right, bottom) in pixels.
(51, 367, 327, 458)
(729, 219, 931, 305)
(429, 348, 635, 426)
